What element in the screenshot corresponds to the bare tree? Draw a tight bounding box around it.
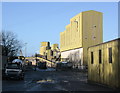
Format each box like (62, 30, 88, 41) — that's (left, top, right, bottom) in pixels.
(0, 31, 22, 57)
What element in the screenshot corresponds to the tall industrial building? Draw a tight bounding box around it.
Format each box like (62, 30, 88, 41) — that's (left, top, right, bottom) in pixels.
(40, 42, 50, 56)
(40, 42, 60, 61)
(60, 10, 103, 68)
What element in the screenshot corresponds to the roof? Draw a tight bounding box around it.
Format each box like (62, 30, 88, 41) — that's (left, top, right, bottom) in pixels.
(88, 38, 120, 48)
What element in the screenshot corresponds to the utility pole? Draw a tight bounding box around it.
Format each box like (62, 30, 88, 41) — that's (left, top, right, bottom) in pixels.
(34, 53, 37, 71)
(20, 50, 23, 56)
(25, 43, 27, 57)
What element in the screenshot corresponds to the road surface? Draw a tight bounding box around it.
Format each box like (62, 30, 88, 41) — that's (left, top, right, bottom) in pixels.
(2, 68, 116, 92)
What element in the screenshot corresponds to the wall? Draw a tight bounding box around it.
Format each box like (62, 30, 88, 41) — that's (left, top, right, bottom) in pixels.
(2, 56, 8, 69)
(118, 39, 120, 87)
(82, 10, 103, 65)
(88, 38, 120, 88)
(51, 44, 58, 50)
(61, 48, 83, 69)
(60, 13, 82, 52)
(40, 46, 47, 55)
(60, 10, 103, 66)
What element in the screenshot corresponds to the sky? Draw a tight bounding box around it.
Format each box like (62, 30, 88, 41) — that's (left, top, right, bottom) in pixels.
(2, 2, 118, 56)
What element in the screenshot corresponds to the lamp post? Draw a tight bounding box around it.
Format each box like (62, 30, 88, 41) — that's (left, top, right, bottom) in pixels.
(34, 53, 37, 71)
(25, 43, 27, 57)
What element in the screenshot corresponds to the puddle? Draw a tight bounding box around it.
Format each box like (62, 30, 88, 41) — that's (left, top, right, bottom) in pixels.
(36, 79, 55, 84)
(37, 68, 56, 71)
(63, 80, 69, 83)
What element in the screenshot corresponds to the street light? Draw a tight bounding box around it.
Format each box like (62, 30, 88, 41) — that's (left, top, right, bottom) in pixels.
(34, 50, 39, 71)
(24, 43, 27, 57)
(34, 53, 37, 71)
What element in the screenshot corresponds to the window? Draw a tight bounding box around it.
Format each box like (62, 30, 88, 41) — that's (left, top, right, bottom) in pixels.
(108, 47, 112, 63)
(99, 50, 102, 64)
(91, 52, 94, 64)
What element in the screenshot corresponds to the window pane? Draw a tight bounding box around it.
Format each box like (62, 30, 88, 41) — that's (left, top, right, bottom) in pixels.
(109, 48, 112, 63)
(99, 50, 102, 64)
(91, 52, 94, 64)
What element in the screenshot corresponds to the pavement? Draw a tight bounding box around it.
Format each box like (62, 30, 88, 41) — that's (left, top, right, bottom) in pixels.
(2, 67, 118, 93)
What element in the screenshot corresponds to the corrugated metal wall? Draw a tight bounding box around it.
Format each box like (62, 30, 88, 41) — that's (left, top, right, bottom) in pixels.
(88, 39, 120, 88)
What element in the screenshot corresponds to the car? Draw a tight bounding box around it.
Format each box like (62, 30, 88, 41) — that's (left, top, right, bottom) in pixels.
(4, 60, 25, 80)
(37, 61, 47, 69)
(56, 62, 73, 71)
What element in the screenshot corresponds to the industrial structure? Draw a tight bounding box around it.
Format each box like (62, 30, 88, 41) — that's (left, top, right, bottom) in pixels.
(88, 38, 120, 89)
(40, 42, 50, 56)
(18, 10, 119, 89)
(25, 57, 55, 67)
(40, 42, 60, 62)
(60, 10, 103, 69)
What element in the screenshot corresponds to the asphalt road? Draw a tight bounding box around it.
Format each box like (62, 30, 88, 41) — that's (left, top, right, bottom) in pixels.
(2, 68, 115, 92)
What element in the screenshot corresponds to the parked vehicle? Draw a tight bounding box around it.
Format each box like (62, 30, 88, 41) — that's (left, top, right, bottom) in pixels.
(56, 62, 73, 71)
(26, 61, 33, 70)
(27, 61, 32, 66)
(12, 59, 24, 65)
(4, 59, 24, 80)
(37, 62, 47, 69)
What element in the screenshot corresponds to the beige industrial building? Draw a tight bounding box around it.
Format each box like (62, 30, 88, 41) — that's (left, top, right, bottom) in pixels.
(40, 42, 60, 62)
(88, 38, 120, 88)
(60, 10, 103, 68)
(51, 44, 61, 62)
(40, 42, 50, 56)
